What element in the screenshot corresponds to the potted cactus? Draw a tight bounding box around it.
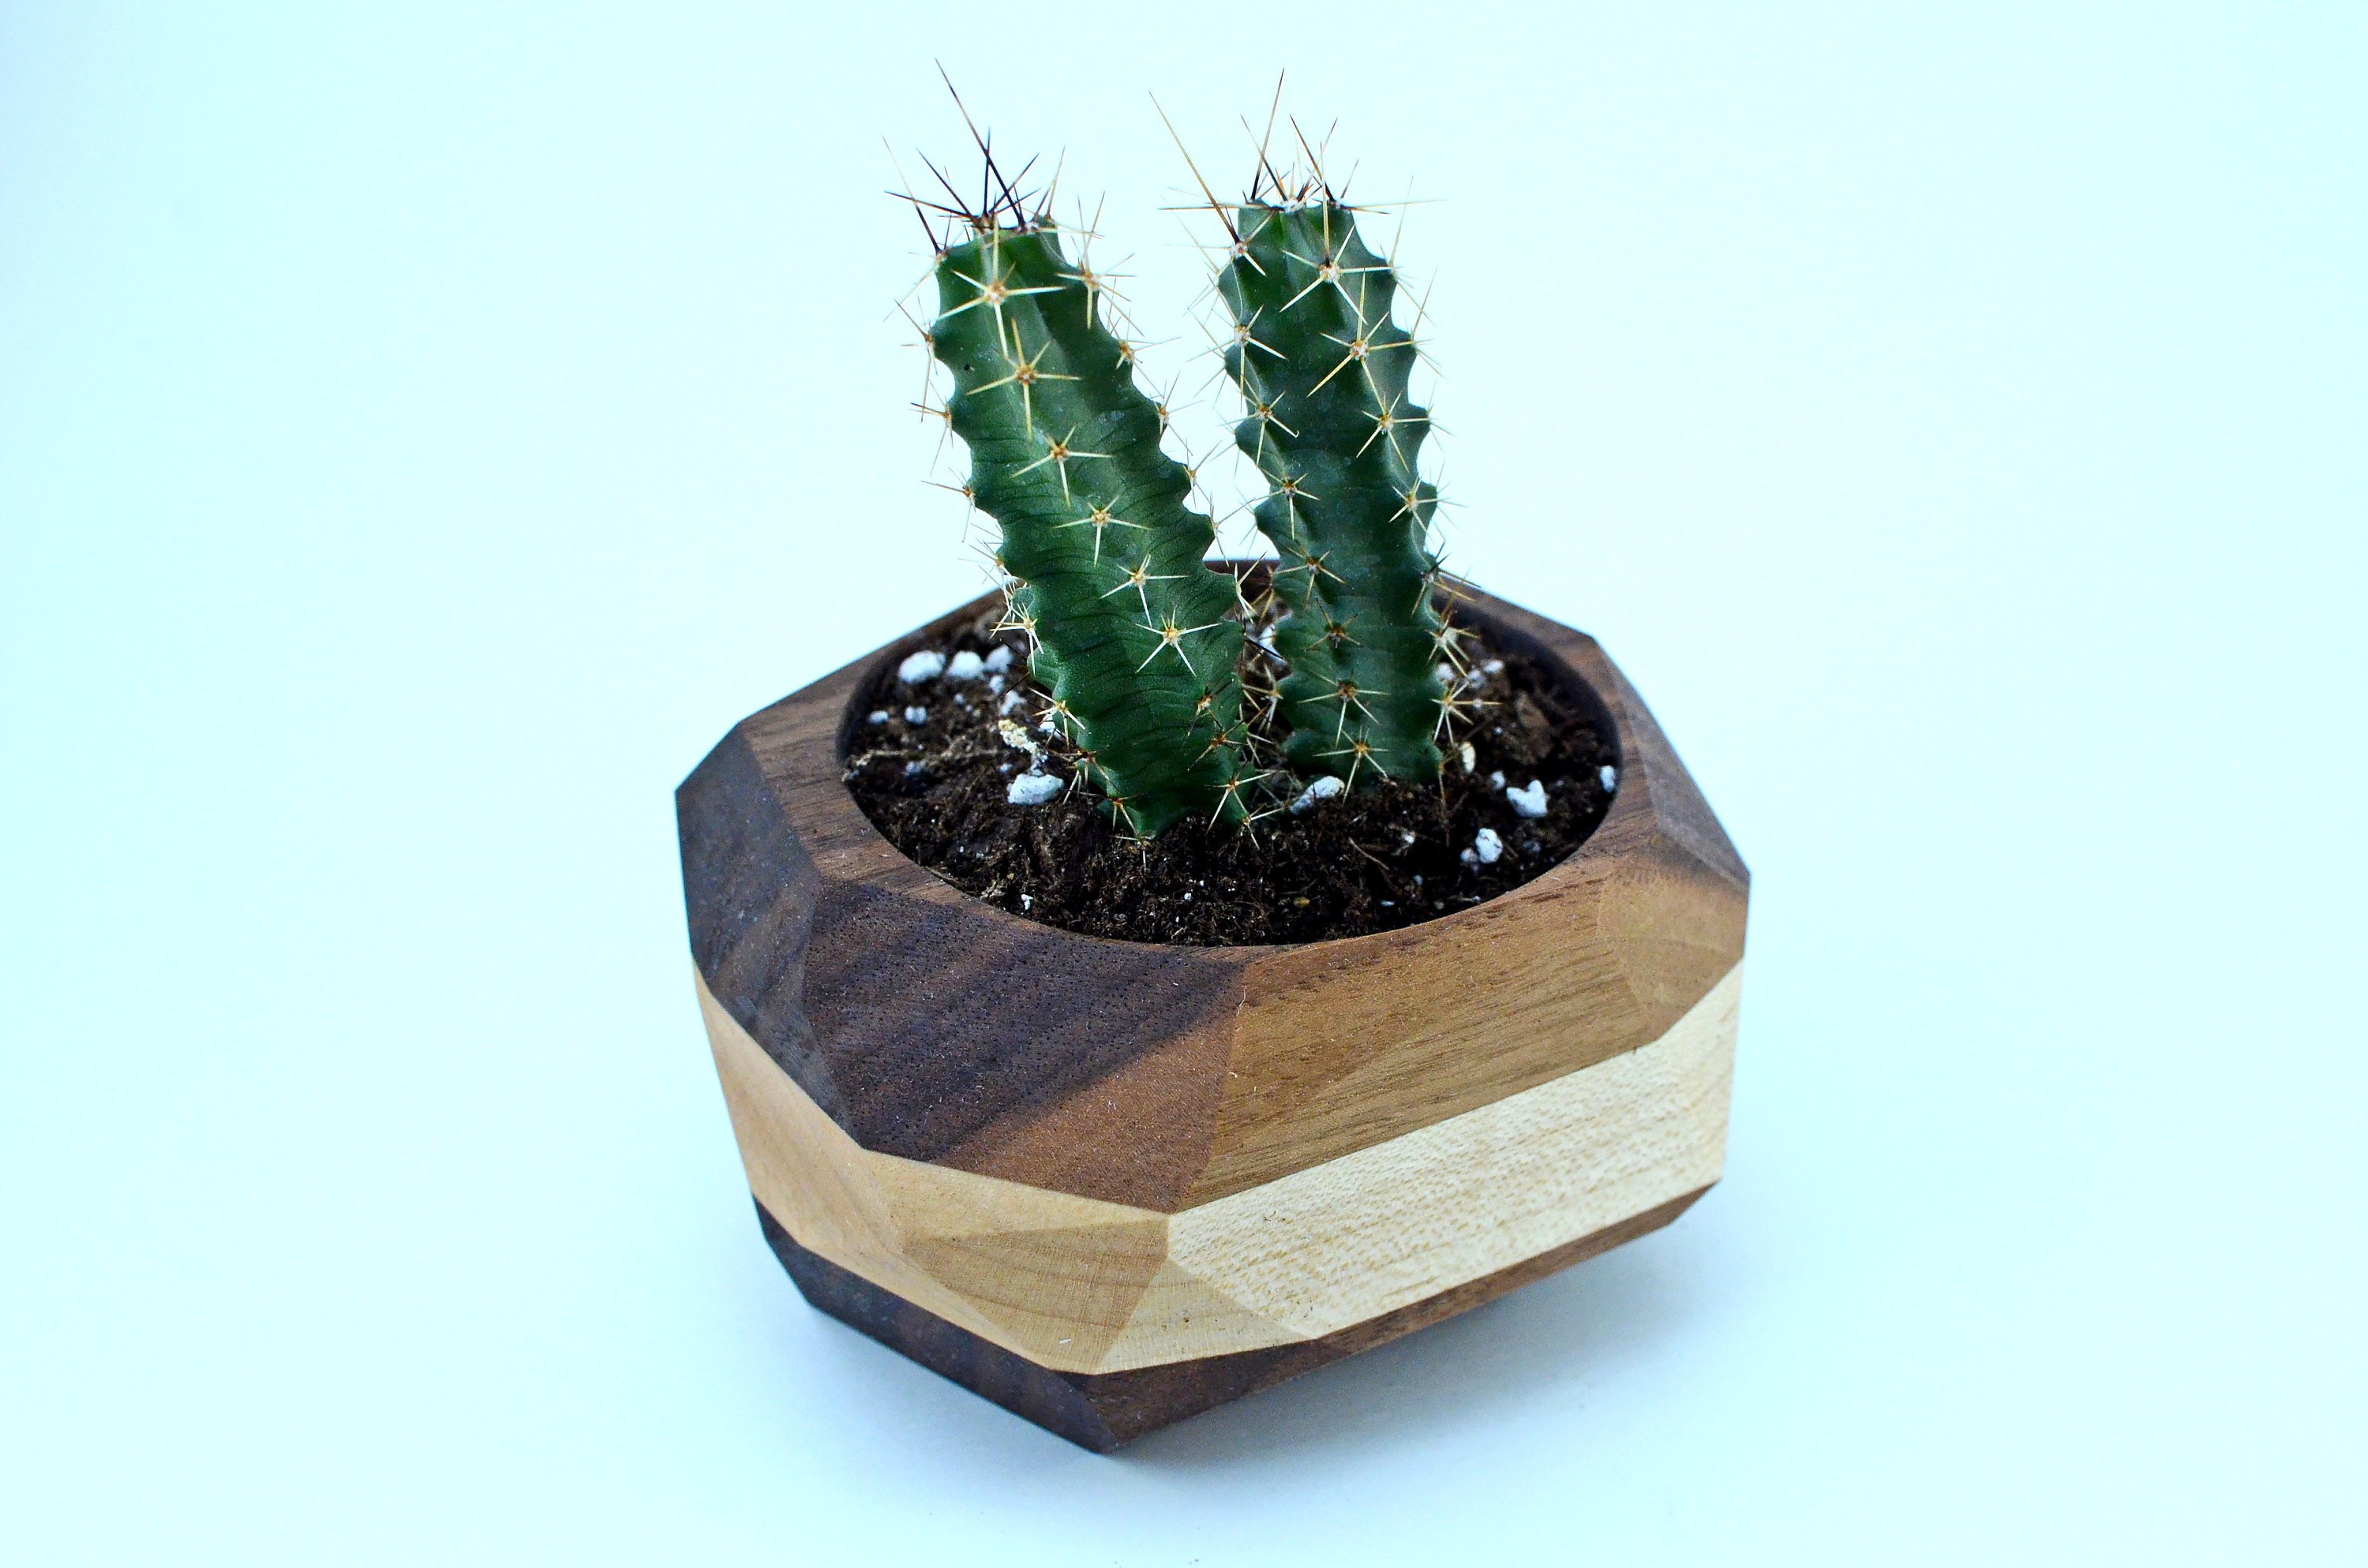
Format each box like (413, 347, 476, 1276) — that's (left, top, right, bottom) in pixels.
(677, 118, 1748, 1450)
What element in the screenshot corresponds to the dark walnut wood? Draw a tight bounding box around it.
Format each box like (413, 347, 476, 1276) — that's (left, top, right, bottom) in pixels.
(678, 578, 1748, 1448)
(756, 1188, 1707, 1452)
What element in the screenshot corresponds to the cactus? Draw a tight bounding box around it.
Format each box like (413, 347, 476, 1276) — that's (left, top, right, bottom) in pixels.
(1216, 194, 1449, 787)
(927, 214, 1253, 836)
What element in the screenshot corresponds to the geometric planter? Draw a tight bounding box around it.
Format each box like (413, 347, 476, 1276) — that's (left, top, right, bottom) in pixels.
(676, 579, 1748, 1450)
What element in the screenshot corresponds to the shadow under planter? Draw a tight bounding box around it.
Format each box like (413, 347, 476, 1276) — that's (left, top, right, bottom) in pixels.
(676, 580, 1749, 1450)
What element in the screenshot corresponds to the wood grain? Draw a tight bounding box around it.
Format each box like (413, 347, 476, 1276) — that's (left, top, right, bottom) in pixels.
(1168, 966, 1737, 1340)
(699, 960, 1737, 1375)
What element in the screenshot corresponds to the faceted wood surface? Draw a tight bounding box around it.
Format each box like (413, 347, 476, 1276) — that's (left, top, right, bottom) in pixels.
(676, 580, 1748, 1448)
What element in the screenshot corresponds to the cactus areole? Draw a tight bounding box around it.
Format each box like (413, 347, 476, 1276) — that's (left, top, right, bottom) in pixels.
(929, 223, 1253, 838)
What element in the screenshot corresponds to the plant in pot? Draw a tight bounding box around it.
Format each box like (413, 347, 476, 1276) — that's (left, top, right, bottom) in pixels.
(676, 118, 1748, 1451)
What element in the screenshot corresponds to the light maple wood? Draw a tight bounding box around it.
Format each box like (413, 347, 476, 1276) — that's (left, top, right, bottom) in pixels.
(699, 960, 1738, 1375)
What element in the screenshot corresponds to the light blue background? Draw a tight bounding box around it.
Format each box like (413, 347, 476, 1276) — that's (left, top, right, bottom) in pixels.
(4, 4, 2362, 1562)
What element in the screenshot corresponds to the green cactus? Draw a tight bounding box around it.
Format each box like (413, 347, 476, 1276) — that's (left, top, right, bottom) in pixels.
(1217, 197, 1449, 787)
(929, 219, 1253, 836)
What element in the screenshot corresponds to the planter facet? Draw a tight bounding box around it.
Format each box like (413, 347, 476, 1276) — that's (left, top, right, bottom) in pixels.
(676, 582, 1748, 1450)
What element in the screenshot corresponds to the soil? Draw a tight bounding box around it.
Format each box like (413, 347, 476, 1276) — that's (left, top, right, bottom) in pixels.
(841, 596, 1617, 947)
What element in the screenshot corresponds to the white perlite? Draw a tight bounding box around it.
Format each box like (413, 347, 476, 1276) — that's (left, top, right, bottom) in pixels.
(896, 649, 946, 683)
(866, 709, 890, 724)
(1505, 779, 1549, 818)
(983, 645, 1014, 672)
(996, 718, 1044, 760)
(1458, 740, 1477, 773)
(945, 649, 985, 681)
(998, 689, 1026, 715)
(1006, 771, 1062, 806)
(1600, 764, 1619, 792)
(902, 705, 927, 724)
(1472, 826, 1504, 864)
(1289, 775, 1345, 814)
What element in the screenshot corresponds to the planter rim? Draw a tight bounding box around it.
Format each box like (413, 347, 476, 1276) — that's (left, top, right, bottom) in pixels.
(798, 565, 1662, 959)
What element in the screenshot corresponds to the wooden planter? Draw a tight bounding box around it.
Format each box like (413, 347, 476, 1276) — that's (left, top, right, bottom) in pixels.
(676, 582, 1748, 1450)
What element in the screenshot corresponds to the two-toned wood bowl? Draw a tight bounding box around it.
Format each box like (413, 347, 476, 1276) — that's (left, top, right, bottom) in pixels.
(675, 581, 1747, 1450)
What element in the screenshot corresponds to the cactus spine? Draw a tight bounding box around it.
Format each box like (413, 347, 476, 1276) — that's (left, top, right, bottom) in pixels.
(930, 219, 1252, 836)
(1218, 197, 1448, 786)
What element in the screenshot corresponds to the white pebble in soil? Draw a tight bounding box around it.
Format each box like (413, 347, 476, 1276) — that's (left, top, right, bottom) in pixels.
(1006, 771, 1063, 806)
(903, 705, 928, 725)
(897, 649, 946, 683)
(1599, 764, 1618, 792)
(867, 710, 890, 725)
(945, 649, 985, 681)
(1488, 769, 1505, 789)
(999, 689, 1026, 715)
(1505, 779, 1549, 818)
(983, 645, 1014, 673)
(1288, 775, 1345, 814)
(1472, 826, 1504, 864)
